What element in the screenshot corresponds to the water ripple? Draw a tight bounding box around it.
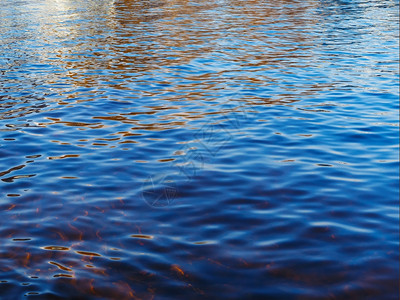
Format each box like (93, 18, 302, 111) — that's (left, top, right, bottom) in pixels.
(0, 0, 398, 299)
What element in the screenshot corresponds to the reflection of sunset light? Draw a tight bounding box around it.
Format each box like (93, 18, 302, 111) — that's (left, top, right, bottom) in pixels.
(0, 0, 397, 298)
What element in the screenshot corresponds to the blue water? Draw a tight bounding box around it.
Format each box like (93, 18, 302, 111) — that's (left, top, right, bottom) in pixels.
(0, 0, 399, 298)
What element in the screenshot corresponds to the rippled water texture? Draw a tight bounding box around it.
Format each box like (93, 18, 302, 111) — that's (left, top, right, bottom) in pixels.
(0, 0, 399, 298)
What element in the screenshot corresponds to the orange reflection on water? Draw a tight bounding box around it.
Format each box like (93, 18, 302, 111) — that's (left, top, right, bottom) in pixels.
(130, 234, 154, 240)
(41, 246, 71, 251)
(49, 261, 73, 272)
(75, 251, 102, 257)
(171, 264, 185, 277)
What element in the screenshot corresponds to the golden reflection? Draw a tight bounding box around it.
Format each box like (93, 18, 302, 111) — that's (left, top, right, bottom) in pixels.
(48, 154, 80, 160)
(171, 264, 185, 276)
(130, 234, 154, 239)
(75, 251, 102, 257)
(41, 118, 101, 128)
(49, 261, 73, 272)
(27, 0, 331, 110)
(1, 174, 36, 183)
(23, 252, 31, 268)
(53, 274, 74, 278)
(158, 158, 175, 162)
(41, 246, 71, 251)
(0, 164, 26, 177)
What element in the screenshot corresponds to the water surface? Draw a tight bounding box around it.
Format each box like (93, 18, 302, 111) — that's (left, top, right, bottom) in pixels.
(0, 0, 399, 299)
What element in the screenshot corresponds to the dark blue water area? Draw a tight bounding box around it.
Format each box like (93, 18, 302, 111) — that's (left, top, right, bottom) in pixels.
(0, 0, 399, 299)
